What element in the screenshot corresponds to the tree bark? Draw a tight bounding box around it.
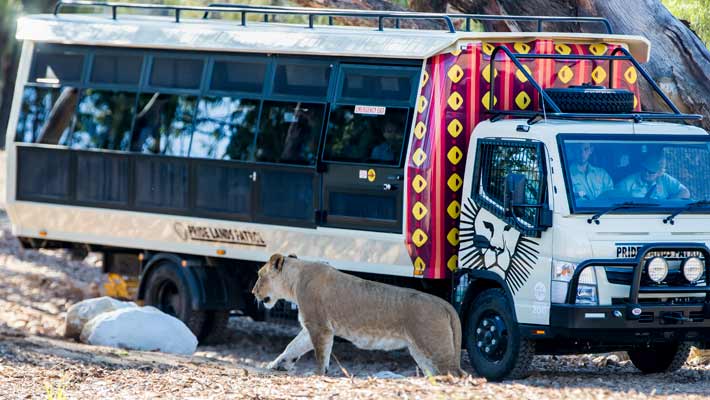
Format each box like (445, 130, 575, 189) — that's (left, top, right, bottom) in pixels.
(448, 0, 710, 130)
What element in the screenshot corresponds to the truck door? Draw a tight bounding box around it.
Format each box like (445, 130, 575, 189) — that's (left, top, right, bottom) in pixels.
(318, 65, 420, 233)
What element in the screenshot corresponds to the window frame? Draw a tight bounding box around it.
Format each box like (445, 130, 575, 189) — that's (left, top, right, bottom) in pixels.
(88, 49, 146, 89)
(268, 56, 336, 102)
(557, 133, 710, 215)
(335, 64, 420, 107)
(206, 55, 273, 98)
(472, 138, 548, 237)
(29, 43, 88, 87)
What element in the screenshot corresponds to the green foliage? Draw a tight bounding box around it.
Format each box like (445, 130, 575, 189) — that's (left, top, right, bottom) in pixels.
(663, 0, 710, 47)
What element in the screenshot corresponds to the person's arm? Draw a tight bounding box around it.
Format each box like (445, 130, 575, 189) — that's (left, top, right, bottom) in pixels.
(665, 175, 690, 199)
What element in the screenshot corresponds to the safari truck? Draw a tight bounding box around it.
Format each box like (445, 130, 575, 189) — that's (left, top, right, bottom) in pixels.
(6, 1, 710, 380)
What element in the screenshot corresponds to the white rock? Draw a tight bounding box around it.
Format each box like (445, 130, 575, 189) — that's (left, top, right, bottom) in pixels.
(81, 306, 198, 355)
(372, 371, 405, 379)
(65, 296, 137, 340)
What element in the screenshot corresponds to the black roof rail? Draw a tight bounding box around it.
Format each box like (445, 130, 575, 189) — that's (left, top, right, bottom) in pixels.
(487, 45, 702, 123)
(448, 14, 613, 34)
(52, 0, 456, 32)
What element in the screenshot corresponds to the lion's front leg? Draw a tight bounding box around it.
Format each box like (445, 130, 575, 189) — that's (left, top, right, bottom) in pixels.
(267, 328, 313, 371)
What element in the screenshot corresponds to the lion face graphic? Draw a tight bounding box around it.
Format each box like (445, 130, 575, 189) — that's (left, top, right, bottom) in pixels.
(459, 198, 539, 293)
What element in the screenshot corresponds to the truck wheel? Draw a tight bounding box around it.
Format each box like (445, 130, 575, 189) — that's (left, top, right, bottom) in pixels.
(628, 342, 691, 373)
(465, 288, 534, 381)
(143, 261, 207, 338)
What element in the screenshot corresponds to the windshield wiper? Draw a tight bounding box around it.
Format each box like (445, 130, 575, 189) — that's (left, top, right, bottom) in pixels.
(663, 200, 710, 225)
(587, 201, 660, 225)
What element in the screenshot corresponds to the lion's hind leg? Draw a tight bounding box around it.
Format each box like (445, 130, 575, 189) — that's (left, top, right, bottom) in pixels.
(267, 329, 313, 371)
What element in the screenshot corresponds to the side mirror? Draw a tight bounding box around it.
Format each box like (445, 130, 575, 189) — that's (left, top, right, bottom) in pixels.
(504, 173, 527, 218)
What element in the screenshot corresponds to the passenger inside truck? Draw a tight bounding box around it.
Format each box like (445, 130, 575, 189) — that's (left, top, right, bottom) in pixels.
(567, 142, 614, 200)
(616, 153, 691, 200)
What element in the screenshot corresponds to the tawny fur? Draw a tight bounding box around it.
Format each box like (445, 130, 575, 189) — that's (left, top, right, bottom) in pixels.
(252, 254, 464, 376)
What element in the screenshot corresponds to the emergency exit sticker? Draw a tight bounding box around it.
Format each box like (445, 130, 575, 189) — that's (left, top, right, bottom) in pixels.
(354, 105, 386, 115)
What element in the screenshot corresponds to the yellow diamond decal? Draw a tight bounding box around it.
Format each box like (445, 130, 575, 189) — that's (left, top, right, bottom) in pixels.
(557, 65, 574, 84)
(412, 229, 429, 247)
(589, 43, 608, 56)
(412, 148, 427, 167)
(514, 42, 531, 54)
(482, 64, 498, 83)
(483, 42, 495, 55)
(555, 43, 571, 55)
(447, 64, 464, 83)
(417, 96, 428, 114)
(591, 66, 607, 84)
(624, 66, 638, 84)
(412, 201, 428, 221)
(447, 173, 463, 191)
(633, 95, 638, 109)
(447, 119, 463, 138)
(447, 92, 463, 111)
(515, 91, 532, 110)
(447, 146, 463, 165)
(414, 121, 427, 140)
(412, 174, 427, 193)
(414, 257, 426, 275)
(450, 48, 462, 57)
(421, 70, 429, 87)
(447, 200, 461, 219)
(515, 65, 533, 83)
(481, 91, 498, 110)
(447, 228, 460, 246)
(447, 255, 458, 272)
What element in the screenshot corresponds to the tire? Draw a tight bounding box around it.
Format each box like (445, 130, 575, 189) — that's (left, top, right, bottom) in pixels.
(544, 85, 634, 114)
(143, 261, 207, 339)
(199, 310, 231, 345)
(465, 288, 534, 381)
(628, 342, 692, 373)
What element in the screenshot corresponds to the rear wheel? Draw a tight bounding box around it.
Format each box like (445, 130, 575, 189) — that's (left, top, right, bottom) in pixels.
(628, 342, 691, 373)
(465, 288, 534, 381)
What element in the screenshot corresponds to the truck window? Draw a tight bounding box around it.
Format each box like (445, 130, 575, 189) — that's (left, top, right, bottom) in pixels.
(30, 47, 85, 84)
(90, 54, 143, 85)
(255, 101, 324, 165)
(476, 140, 544, 227)
(149, 57, 204, 90)
(15, 87, 76, 144)
(323, 105, 408, 165)
(272, 61, 331, 98)
(338, 66, 418, 104)
(128, 93, 196, 156)
(210, 59, 268, 94)
(190, 97, 259, 161)
(70, 89, 137, 151)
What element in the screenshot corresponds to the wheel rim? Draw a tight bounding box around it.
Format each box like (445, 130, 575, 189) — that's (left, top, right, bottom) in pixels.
(474, 312, 509, 363)
(155, 280, 181, 317)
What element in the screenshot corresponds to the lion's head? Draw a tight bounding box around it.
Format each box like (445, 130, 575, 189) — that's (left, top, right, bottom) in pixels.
(252, 253, 296, 309)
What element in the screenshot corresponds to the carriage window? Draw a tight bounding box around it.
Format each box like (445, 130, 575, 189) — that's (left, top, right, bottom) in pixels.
(255, 101, 324, 165)
(91, 54, 143, 85)
(130, 93, 196, 156)
(30, 50, 84, 84)
(272, 61, 331, 98)
(149, 57, 203, 89)
(15, 87, 77, 144)
(70, 89, 136, 151)
(191, 97, 259, 160)
(339, 67, 418, 103)
(210, 60, 267, 94)
(324, 106, 408, 165)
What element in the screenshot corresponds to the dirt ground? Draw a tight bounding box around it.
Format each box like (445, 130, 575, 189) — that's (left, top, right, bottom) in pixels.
(2, 149, 710, 398)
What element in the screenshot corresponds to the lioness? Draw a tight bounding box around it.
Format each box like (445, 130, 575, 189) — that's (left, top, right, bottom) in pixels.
(252, 254, 464, 376)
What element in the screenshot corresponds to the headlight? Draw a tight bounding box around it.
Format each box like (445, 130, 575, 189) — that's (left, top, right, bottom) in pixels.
(551, 260, 598, 305)
(682, 257, 704, 283)
(646, 257, 668, 283)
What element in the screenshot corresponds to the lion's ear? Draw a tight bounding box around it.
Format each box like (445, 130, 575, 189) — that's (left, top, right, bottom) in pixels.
(269, 254, 285, 272)
(287, 254, 298, 259)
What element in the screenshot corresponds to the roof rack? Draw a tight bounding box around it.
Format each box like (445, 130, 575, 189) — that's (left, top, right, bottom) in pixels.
(52, 0, 456, 32)
(53, 1, 613, 34)
(487, 45, 703, 123)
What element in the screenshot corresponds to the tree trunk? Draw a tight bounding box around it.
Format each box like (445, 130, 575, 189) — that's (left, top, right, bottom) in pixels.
(448, 0, 710, 130)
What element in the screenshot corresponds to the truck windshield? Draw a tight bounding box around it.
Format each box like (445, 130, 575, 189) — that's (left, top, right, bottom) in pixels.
(560, 136, 710, 212)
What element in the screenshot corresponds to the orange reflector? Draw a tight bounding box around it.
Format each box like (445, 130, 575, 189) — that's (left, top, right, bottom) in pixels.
(39, 230, 47, 237)
(138, 253, 144, 261)
(216, 249, 226, 256)
(180, 260, 188, 267)
(534, 330, 546, 335)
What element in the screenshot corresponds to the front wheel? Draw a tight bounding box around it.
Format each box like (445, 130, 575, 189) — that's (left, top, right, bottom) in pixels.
(628, 342, 691, 373)
(465, 288, 534, 381)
